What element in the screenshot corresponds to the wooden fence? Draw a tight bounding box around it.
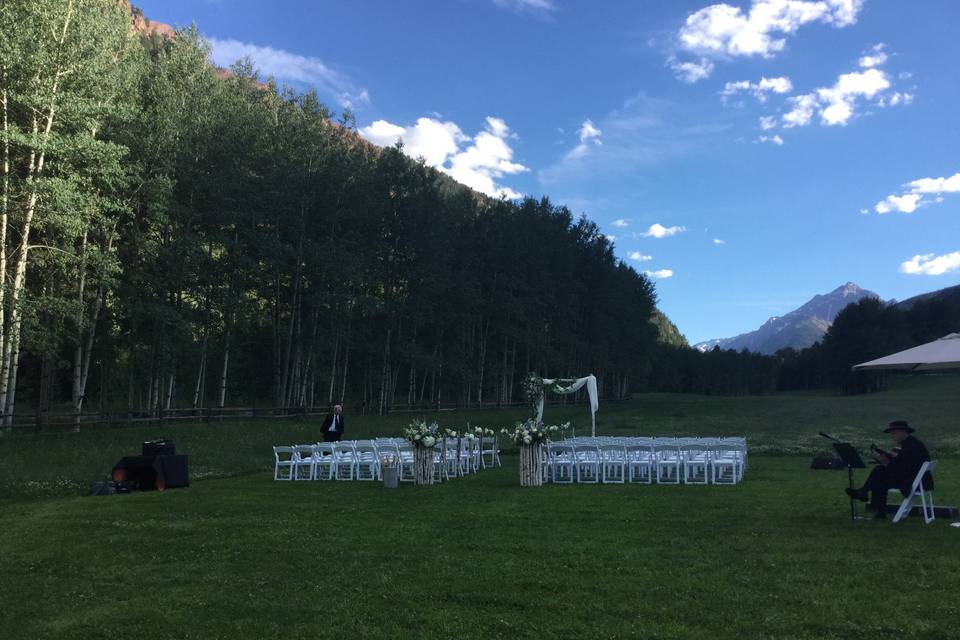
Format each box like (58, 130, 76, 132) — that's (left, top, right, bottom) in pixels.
(0, 398, 592, 436)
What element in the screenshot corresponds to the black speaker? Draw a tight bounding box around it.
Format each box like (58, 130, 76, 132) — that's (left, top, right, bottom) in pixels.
(143, 439, 176, 457)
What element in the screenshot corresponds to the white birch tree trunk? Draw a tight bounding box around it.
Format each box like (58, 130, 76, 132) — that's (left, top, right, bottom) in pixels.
(519, 443, 544, 487)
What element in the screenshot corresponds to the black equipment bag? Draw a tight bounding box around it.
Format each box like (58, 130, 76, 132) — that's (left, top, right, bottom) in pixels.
(142, 439, 176, 457)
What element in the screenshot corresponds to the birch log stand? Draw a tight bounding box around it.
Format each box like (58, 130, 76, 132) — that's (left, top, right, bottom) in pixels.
(414, 446, 434, 486)
(519, 443, 544, 487)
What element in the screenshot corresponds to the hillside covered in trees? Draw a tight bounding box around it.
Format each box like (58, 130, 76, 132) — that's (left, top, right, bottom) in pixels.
(651, 292, 960, 396)
(0, 0, 664, 423)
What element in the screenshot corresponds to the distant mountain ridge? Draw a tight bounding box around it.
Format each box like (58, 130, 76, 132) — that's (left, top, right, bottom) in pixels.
(894, 283, 960, 310)
(694, 282, 881, 355)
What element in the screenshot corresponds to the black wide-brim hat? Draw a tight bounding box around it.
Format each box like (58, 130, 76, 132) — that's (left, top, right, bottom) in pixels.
(884, 420, 915, 434)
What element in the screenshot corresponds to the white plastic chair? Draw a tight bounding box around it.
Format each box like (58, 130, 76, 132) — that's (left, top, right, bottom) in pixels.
(292, 444, 316, 481)
(397, 443, 416, 482)
(273, 446, 295, 481)
(313, 443, 335, 480)
(891, 460, 938, 524)
(711, 444, 743, 485)
(333, 442, 357, 481)
(480, 436, 501, 468)
(548, 443, 575, 483)
(599, 444, 626, 484)
(681, 442, 710, 485)
(573, 444, 601, 483)
(353, 442, 379, 481)
(625, 442, 654, 483)
(654, 440, 681, 484)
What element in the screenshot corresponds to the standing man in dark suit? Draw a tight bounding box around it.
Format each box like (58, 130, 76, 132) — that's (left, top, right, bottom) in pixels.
(846, 420, 931, 519)
(321, 404, 345, 442)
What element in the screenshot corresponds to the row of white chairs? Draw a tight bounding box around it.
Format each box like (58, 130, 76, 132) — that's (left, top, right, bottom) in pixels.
(273, 437, 502, 482)
(543, 437, 747, 485)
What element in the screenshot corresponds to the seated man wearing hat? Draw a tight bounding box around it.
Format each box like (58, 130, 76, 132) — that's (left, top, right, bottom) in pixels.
(846, 420, 931, 520)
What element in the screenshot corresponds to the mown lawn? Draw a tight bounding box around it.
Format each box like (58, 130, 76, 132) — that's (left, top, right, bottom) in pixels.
(1, 375, 958, 639)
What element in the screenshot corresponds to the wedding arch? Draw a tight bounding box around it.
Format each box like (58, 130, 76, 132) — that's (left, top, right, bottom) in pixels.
(533, 374, 599, 437)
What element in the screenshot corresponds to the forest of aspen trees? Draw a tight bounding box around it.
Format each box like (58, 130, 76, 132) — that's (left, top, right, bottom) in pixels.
(0, 0, 664, 427)
(3, 1, 954, 431)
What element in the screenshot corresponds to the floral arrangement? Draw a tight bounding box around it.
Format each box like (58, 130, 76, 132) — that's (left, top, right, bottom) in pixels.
(464, 426, 496, 441)
(521, 373, 544, 413)
(500, 420, 571, 446)
(379, 452, 399, 469)
(403, 420, 442, 448)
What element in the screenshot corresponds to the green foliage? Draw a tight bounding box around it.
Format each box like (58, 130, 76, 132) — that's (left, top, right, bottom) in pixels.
(0, 6, 662, 418)
(652, 308, 689, 347)
(1, 375, 959, 638)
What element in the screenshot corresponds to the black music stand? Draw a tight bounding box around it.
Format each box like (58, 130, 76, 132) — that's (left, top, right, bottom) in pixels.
(833, 442, 866, 521)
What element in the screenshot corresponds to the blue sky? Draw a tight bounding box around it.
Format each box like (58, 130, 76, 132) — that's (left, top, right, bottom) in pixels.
(136, 0, 960, 344)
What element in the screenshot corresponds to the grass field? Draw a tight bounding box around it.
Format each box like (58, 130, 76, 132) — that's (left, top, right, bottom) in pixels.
(1, 375, 958, 639)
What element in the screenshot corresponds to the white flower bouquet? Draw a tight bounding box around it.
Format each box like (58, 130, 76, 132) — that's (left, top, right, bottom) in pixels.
(500, 420, 570, 447)
(404, 420, 441, 449)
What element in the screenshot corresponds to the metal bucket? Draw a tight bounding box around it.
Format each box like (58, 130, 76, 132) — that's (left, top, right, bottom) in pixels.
(382, 466, 399, 489)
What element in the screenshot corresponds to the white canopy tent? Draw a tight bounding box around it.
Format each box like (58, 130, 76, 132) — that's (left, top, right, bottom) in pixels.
(535, 374, 599, 437)
(852, 333, 960, 371)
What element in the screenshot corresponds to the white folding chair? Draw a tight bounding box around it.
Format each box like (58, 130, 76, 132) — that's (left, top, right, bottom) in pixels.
(654, 440, 681, 484)
(548, 443, 575, 483)
(891, 460, 938, 524)
(353, 442, 379, 481)
(397, 443, 416, 482)
(599, 444, 626, 484)
(292, 444, 316, 480)
(625, 442, 654, 483)
(681, 442, 710, 485)
(573, 444, 600, 483)
(273, 446, 295, 481)
(480, 436, 501, 468)
(711, 444, 743, 485)
(433, 443, 448, 482)
(333, 442, 357, 481)
(313, 443, 335, 480)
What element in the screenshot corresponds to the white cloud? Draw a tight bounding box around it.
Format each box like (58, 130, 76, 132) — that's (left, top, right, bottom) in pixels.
(722, 76, 793, 102)
(673, 0, 864, 80)
(757, 134, 784, 145)
(875, 193, 922, 214)
(818, 68, 891, 125)
(644, 269, 674, 279)
(612, 218, 631, 227)
(493, 0, 557, 15)
(907, 173, 960, 194)
(670, 57, 715, 83)
(782, 93, 819, 127)
(885, 92, 914, 107)
(360, 116, 528, 199)
(566, 119, 604, 159)
(642, 223, 686, 238)
(208, 38, 370, 109)
(759, 115, 778, 130)
(781, 67, 893, 128)
(858, 43, 887, 68)
(539, 93, 734, 186)
(872, 171, 960, 215)
(713, 238, 726, 244)
(605, 234, 617, 242)
(628, 251, 653, 261)
(859, 208, 869, 214)
(899, 252, 960, 276)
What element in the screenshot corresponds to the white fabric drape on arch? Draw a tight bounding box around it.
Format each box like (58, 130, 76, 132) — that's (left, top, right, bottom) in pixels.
(535, 374, 599, 436)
